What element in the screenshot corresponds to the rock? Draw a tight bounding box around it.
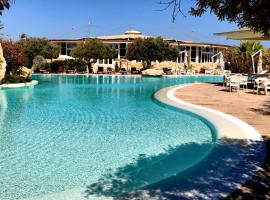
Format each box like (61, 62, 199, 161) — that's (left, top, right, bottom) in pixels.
(141, 69, 163, 77)
(20, 66, 32, 79)
(0, 43, 7, 82)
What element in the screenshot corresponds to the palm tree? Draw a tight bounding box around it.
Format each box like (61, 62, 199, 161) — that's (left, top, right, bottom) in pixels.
(224, 41, 264, 73)
(237, 41, 263, 56)
(0, 0, 12, 15)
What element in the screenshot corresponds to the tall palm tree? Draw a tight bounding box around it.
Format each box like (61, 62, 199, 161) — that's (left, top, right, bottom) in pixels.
(237, 41, 263, 56)
(0, 0, 12, 15)
(236, 41, 264, 73)
(224, 41, 264, 73)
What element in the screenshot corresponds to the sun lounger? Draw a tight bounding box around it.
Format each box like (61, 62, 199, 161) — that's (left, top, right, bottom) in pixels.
(120, 68, 127, 75)
(261, 80, 270, 95)
(106, 67, 113, 74)
(131, 67, 140, 74)
(239, 76, 248, 89)
(66, 68, 77, 74)
(163, 68, 172, 75)
(97, 66, 104, 74)
(39, 69, 50, 74)
(255, 78, 270, 95)
(226, 76, 240, 92)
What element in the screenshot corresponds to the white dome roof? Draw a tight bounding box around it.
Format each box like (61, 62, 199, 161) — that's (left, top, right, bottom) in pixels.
(124, 30, 142, 35)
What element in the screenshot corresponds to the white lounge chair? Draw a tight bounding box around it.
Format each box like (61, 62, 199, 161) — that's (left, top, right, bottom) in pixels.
(253, 78, 268, 94)
(239, 76, 248, 89)
(227, 76, 240, 92)
(260, 79, 270, 95)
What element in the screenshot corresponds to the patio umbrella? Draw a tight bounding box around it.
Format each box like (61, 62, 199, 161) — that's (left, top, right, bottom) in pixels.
(214, 27, 270, 40)
(184, 51, 188, 67)
(257, 50, 263, 73)
(57, 55, 75, 60)
(252, 50, 263, 73)
(219, 53, 225, 70)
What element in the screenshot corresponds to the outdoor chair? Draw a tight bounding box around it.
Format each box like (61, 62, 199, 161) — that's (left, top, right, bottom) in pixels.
(253, 78, 268, 95)
(131, 67, 140, 74)
(180, 69, 186, 75)
(39, 69, 50, 74)
(66, 68, 76, 74)
(239, 76, 248, 89)
(163, 68, 172, 75)
(262, 80, 270, 95)
(97, 66, 104, 74)
(106, 67, 113, 74)
(120, 68, 127, 75)
(227, 77, 240, 92)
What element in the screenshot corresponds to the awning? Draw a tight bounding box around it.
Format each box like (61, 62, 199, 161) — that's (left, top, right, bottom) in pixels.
(214, 28, 270, 40)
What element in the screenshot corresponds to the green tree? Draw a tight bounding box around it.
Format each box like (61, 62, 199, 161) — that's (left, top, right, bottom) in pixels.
(126, 37, 179, 69)
(161, 0, 270, 36)
(41, 43, 59, 62)
(1, 40, 26, 84)
(32, 55, 47, 71)
(237, 40, 263, 56)
(0, 0, 11, 14)
(18, 37, 59, 68)
(0, 0, 12, 30)
(71, 39, 116, 72)
(2, 40, 24, 73)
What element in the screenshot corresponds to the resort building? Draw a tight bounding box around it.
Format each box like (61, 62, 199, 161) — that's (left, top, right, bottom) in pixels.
(50, 30, 231, 72)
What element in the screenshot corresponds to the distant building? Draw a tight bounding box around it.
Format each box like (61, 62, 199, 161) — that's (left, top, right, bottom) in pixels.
(50, 30, 231, 72)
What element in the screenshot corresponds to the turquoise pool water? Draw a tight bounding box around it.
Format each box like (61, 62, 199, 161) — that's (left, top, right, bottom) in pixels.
(0, 75, 223, 200)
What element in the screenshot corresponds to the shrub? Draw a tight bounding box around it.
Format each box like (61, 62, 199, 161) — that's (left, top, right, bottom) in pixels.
(200, 68, 206, 74)
(115, 62, 120, 72)
(65, 59, 87, 72)
(2, 41, 24, 73)
(1, 70, 28, 84)
(50, 59, 87, 73)
(18, 37, 58, 68)
(50, 60, 66, 73)
(32, 55, 47, 71)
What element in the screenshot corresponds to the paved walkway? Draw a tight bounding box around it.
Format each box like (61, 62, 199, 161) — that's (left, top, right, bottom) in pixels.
(175, 83, 270, 137)
(175, 83, 270, 200)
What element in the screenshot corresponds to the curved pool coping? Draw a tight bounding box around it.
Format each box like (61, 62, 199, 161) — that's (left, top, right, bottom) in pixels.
(149, 83, 266, 199)
(0, 80, 38, 89)
(154, 83, 263, 142)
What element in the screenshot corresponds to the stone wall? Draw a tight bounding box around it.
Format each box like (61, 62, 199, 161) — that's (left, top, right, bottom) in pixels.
(0, 43, 6, 81)
(116, 60, 219, 72)
(91, 59, 220, 73)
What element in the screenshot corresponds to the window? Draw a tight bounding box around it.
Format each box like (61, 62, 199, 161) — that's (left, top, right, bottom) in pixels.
(120, 43, 126, 58)
(108, 58, 112, 64)
(67, 43, 77, 49)
(178, 46, 189, 63)
(200, 47, 213, 63)
(67, 50, 71, 56)
(191, 47, 197, 62)
(179, 46, 186, 51)
(61, 43, 66, 55)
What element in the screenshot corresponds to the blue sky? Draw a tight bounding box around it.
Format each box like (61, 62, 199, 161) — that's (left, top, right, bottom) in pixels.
(0, 0, 263, 46)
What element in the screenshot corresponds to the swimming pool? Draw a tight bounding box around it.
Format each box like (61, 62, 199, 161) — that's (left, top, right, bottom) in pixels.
(0, 75, 223, 200)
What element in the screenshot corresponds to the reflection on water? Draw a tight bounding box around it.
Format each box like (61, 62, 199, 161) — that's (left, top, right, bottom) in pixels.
(0, 89, 7, 125)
